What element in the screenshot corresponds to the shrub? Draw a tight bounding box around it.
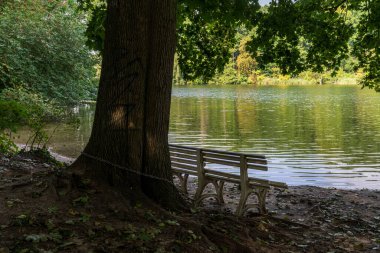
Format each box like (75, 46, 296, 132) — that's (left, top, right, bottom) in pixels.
(0, 0, 98, 104)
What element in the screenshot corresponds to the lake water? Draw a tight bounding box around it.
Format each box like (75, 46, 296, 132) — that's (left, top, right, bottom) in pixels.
(15, 85, 380, 189)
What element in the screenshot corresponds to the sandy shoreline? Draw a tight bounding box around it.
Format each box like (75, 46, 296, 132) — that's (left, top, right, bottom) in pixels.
(176, 177, 380, 216)
(174, 177, 380, 251)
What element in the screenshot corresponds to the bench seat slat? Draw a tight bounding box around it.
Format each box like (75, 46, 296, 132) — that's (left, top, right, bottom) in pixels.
(204, 174, 241, 184)
(204, 169, 240, 180)
(205, 169, 271, 187)
(204, 174, 272, 189)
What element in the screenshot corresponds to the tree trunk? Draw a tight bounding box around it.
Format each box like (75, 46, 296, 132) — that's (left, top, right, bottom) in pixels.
(71, 0, 184, 209)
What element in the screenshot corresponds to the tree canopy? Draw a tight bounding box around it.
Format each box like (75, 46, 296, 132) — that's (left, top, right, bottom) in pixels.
(79, 0, 380, 90)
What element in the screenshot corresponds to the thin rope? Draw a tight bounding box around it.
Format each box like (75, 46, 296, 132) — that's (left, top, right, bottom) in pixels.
(81, 151, 176, 186)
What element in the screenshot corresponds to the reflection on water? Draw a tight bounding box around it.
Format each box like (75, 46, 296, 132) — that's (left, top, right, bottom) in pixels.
(14, 85, 380, 189)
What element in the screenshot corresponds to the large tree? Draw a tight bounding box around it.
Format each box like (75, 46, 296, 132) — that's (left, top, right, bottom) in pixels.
(72, 0, 185, 208)
(73, 0, 380, 208)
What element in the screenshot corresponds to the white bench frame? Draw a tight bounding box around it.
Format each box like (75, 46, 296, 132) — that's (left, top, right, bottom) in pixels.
(170, 144, 287, 216)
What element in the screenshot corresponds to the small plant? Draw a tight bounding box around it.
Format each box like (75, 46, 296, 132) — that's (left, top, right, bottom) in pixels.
(14, 214, 31, 226)
(165, 219, 180, 226)
(72, 195, 89, 206)
(47, 206, 58, 214)
(0, 133, 18, 155)
(25, 147, 64, 167)
(186, 230, 199, 243)
(45, 219, 55, 230)
(80, 213, 91, 222)
(25, 234, 49, 243)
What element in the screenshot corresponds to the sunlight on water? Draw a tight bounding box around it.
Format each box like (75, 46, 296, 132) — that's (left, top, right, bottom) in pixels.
(14, 85, 380, 189)
(168, 85, 380, 189)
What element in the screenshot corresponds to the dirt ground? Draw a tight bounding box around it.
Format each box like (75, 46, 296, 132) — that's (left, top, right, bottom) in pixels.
(0, 152, 379, 253)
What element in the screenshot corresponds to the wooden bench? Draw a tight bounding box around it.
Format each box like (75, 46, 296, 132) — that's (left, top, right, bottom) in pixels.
(169, 144, 287, 216)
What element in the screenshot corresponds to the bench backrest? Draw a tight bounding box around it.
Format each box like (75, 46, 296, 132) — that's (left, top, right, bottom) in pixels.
(169, 144, 287, 189)
(169, 144, 267, 173)
(169, 145, 198, 175)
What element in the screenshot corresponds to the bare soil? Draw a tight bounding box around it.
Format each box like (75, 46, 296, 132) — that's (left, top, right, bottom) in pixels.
(0, 152, 379, 253)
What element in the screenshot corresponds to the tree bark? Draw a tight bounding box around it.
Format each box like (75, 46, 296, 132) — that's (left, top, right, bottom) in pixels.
(71, 0, 184, 209)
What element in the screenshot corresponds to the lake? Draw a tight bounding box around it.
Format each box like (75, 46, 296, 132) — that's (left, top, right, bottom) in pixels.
(15, 85, 380, 189)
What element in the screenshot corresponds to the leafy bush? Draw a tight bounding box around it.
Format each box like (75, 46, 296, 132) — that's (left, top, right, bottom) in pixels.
(0, 87, 64, 122)
(0, 87, 78, 153)
(0, 0, 98, 104)
(0, 133, 18, 155)
(0, 0, 95, 154)
(0, 100, 27, 155)
(0, 100, 27, 131)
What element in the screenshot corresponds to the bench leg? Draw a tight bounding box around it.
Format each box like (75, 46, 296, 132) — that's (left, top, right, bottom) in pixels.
(182, 174, 189, 194)
(194, 178, 208, 206)
(256, 188, 268, 214)
(214, 180, 225, 204)
(174, 173, 189, 194)
(236, 188, 251, 216)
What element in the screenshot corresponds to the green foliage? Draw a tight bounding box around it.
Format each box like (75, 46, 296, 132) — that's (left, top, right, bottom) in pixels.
(0, 87, 65, 124)
(236, 36, 257, 83)
(77, 0, 260, 82)
(177, 18, 236, 82)
(350, 0, 380, 90)
(66, 1, 380, 89)
(176, 1, 260, 82)
(25, 148, 64, 167)
(77, 0, 106, 51)
(209, 59, 248, 85)
(0, 133, 18, 155)
(248, 0, 354, 76)
(0, 100, 27, 131)
(0, 87, 77, 152)
(0, 100, 27, 155)
(0, 0, 98, 104)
